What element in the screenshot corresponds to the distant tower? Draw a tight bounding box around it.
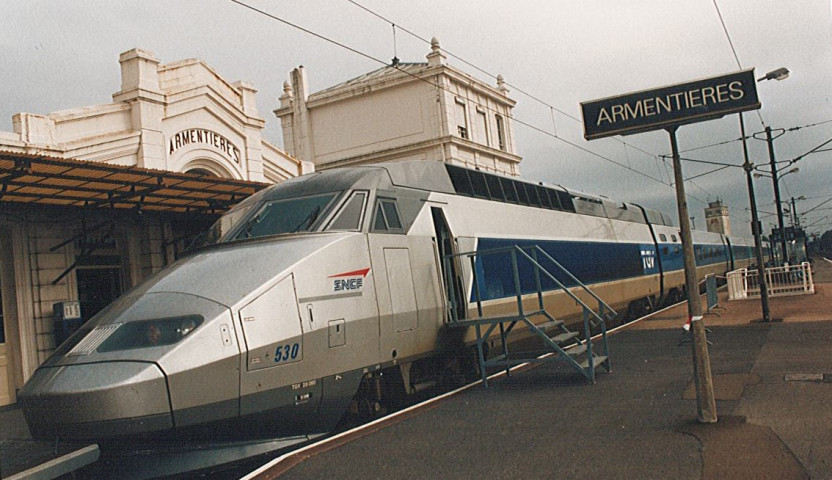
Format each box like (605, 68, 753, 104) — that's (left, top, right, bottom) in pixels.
(705, 200, 731, 236)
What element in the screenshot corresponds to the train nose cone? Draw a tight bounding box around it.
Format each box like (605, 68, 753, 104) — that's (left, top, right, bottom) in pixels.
(19, 361, 172, 440)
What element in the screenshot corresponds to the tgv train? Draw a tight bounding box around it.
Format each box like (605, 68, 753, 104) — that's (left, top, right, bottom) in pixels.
(19, 161, 756, 441)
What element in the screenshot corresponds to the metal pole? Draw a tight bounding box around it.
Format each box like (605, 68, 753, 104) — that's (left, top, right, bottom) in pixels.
(668, 127, 717, 423)
(766, 126, 788, 265)
(740, 114, 772, 322)
(791, 197, 799, 228)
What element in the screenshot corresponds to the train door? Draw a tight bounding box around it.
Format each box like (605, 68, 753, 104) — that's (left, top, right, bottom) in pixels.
(238, 274, 320, 420)
(368, 195, 442, 362)
(383, 248, 418, 333)
(431, 207, 466, 321)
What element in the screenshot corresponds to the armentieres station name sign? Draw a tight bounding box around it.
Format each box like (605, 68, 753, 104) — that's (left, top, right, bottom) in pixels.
(581, 69, 760, 140)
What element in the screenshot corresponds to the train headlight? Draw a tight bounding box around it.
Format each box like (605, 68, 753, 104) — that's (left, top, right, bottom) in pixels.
(97, 315, 204, 352)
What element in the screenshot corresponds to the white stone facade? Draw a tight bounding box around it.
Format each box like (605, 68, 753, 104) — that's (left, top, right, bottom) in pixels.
(276, 39, 522, 176)
(4, 48, 309, 182)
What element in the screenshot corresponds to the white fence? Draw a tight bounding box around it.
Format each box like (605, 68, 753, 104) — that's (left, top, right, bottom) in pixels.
(727, 262, 814, 300)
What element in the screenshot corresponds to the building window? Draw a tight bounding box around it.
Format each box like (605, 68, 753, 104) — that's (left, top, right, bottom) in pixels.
(475, 108, 489, 146)
(495, 114, 506, 151)
(455, 97, 469, 140)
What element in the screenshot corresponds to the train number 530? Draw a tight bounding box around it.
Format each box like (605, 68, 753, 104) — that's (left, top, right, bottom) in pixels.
(274, 343, 300, 363)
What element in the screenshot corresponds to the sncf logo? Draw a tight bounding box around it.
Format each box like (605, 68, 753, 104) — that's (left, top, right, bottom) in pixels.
(334, 278, 363, 291)
(329, 268, 371, 293)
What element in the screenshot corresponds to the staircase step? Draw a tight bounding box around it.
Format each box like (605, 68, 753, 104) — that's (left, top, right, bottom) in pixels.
(568, 344, 588, 356)
(455, 309, 546, 326)
(547, 331, 579, 344)
(534, 319, 564, 331)
(580, 355, 608, 369)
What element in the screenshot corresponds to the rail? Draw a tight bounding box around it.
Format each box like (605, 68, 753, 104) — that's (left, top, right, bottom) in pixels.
(727, 262, 814, 300)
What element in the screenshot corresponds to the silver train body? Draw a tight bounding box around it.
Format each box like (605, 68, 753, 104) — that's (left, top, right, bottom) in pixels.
(19, 161, 756, 441)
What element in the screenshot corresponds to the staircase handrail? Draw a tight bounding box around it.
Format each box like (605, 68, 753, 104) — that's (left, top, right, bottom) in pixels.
(444, 244, 616, 325)
(522, 245, 617, 321)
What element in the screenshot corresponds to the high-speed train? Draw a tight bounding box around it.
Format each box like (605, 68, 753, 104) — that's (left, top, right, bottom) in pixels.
(19, 161, 756, 441)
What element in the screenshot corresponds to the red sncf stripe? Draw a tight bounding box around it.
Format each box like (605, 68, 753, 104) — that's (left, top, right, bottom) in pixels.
(328, 267, 371, 278)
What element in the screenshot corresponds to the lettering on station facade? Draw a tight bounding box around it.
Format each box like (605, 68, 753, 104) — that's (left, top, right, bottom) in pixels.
(169, 128, 240, 163)
(581, 69, 760, 140)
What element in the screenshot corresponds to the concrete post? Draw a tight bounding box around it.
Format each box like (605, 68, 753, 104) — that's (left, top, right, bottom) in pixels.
(668, 127, 718, 423)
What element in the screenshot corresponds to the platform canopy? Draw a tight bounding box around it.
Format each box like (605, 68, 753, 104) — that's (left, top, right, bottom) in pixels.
(0, 151, 268, 214)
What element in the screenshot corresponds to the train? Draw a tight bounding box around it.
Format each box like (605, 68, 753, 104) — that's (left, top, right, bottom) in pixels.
(18, 161, 756, 441)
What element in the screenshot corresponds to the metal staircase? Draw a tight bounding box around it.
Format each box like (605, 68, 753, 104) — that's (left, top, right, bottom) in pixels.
(443, 244, 614, 386)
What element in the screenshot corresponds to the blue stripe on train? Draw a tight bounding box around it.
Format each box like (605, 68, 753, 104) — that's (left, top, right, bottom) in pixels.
(473, 238, 648, 302)
(471, 238, 732, 302)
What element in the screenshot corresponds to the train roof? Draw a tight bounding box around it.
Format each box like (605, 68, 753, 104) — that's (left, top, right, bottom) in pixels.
(255, 161, 455, 202)
(250, 160, 675, 227)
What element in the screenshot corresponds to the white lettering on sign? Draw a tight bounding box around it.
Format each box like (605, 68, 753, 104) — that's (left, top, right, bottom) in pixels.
(595, 80, 746, 127)
(168, 129, 240, 163)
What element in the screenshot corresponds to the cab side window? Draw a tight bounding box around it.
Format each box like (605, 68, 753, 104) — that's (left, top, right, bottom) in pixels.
(372, 198, 403, 232)
(328, 191, 368, 231)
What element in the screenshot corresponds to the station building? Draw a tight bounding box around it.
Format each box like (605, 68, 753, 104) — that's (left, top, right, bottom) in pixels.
(276, 38, 521, 176)
(0, 48, 308, 406)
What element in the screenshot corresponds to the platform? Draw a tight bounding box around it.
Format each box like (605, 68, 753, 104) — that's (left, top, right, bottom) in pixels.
(247, 259, 832, 480)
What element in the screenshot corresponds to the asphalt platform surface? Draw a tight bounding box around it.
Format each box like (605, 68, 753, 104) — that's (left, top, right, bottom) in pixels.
(2, 260, 830, 479)
(256, 259, 832, 480)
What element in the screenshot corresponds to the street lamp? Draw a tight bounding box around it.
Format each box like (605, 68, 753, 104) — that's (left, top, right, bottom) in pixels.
(754, 69, 792, 266)
(753, 167, 799, 179)
(738, 67, 789, 323)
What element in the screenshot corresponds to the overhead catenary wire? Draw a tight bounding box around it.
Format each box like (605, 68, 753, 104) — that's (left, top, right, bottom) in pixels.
(230, 0, 709, 202)
(344, 0, 672, 174)
(712, 0, 766, 129)
(679, 118, 832, 155)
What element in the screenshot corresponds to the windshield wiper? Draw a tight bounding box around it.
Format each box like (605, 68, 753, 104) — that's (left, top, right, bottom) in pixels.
(291, 205, 322, 233)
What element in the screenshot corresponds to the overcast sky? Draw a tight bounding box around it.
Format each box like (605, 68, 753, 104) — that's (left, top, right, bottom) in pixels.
(2, 1, 831, 237)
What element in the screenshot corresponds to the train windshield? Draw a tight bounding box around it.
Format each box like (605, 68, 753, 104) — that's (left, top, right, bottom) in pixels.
(232, 193, 339, 240)
(192, 191, 341, 248)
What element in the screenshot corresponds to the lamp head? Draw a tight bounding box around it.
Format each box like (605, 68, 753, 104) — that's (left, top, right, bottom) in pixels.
(757, 67, 790, 82)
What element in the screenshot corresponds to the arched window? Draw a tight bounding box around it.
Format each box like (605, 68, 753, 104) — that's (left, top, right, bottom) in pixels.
(186, 168, 219, 177)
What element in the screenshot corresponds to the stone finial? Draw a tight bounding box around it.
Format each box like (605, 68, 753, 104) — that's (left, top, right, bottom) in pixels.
(497, 74, 509, 95)
(427, 36, 446, 66)
(279, 79, 293, 109)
